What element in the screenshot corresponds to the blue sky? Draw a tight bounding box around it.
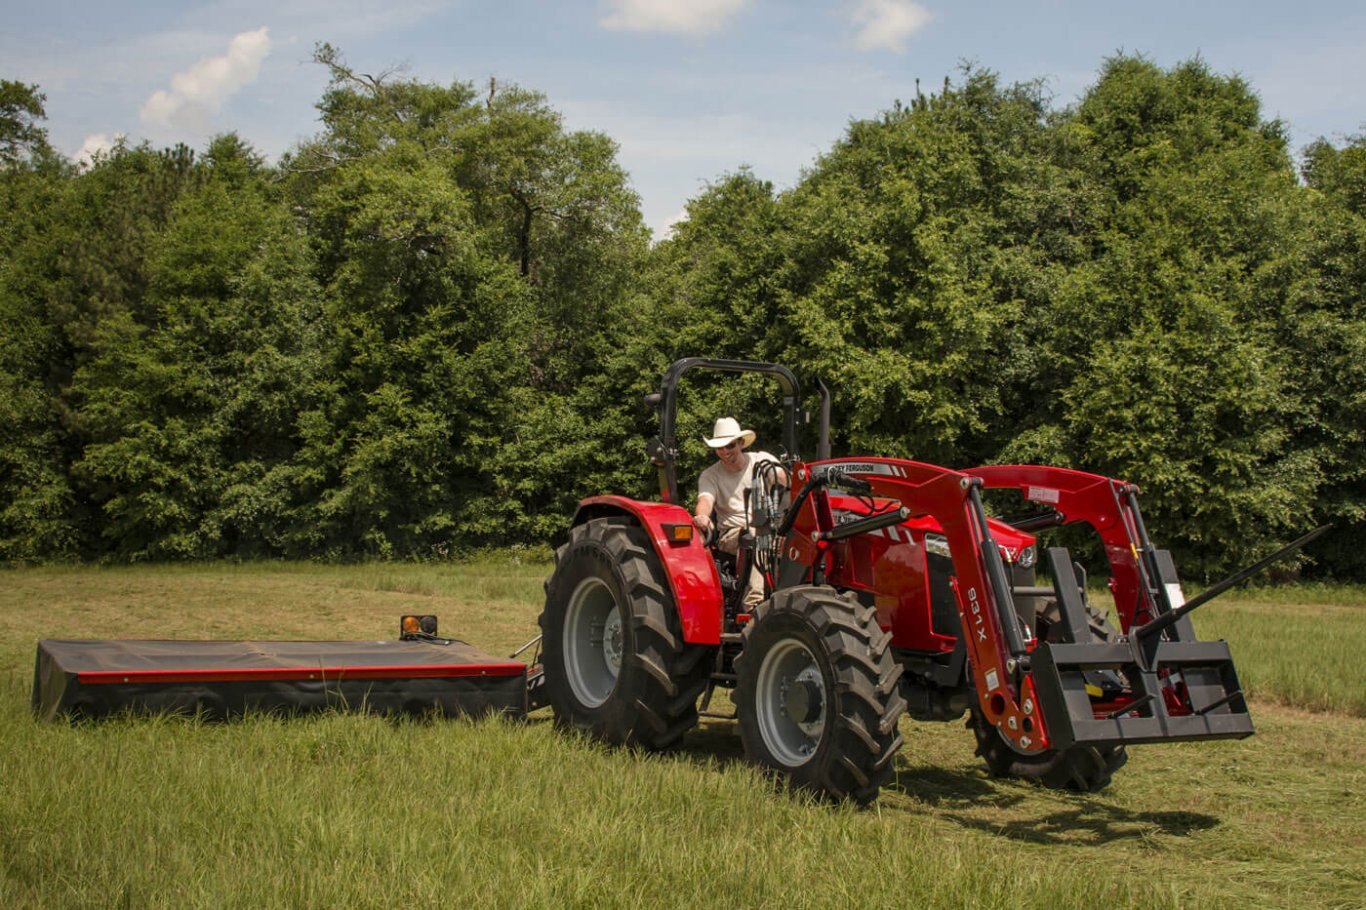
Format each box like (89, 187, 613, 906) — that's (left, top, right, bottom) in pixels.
(6, 1, 1365, 238)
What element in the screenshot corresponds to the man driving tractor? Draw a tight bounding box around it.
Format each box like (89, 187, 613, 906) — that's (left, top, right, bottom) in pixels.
(691, 417, 787, 607)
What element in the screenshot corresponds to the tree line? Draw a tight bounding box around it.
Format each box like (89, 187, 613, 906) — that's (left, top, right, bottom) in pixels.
(1, 51, 1362, 579)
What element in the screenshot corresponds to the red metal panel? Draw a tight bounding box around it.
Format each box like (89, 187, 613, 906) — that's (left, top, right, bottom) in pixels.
(575, 496, 723, 645)
(811, 493, 1035, 653)
(963, 465, 1151, 632)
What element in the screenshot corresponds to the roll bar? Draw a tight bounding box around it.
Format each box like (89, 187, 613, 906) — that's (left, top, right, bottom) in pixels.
(643, 358, 831, 505)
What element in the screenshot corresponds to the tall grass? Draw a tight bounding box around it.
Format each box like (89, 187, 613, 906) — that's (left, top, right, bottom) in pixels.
(2, 564, 1363, 909)
(1194, 598, 1366, 716)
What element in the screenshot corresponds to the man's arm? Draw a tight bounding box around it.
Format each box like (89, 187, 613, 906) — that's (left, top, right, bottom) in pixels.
(694, 492, 716, 531)
(695, 467, 718, 531)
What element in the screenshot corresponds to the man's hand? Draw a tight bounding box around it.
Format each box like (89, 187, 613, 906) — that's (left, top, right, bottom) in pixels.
(693, 512, 713, 533)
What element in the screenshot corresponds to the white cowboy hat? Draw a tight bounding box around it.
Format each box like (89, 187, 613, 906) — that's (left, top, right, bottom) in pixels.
(704, 417, 756, 449)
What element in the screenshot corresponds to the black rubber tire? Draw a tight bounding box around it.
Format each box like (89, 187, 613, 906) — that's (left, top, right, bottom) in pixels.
(735, 586, 907, 806)
(1034, 598, 1118, 645)
(969, 601, 1128, 792)
(539, 518, 713, 749)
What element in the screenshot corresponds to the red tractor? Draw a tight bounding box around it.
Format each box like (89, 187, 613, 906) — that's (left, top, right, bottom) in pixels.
(537, 358, 1257, 804)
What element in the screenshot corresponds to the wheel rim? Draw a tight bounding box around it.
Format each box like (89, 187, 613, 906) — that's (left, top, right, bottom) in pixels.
(564, 577, 623, 708)
(754, 638, 827, 767)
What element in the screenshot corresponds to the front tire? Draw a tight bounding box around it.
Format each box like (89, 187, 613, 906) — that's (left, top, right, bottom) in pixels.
(735, 586, 906, 805)
(540, 518, 712, 749)
(968, 709, 1128, 791)
(969, 601, 1128, 791)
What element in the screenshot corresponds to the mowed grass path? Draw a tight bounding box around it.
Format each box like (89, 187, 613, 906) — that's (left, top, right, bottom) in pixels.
(1, 563, 1362, 909)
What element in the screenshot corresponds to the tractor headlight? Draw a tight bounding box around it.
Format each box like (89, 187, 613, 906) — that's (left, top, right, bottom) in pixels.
(924, 533, 951, 558)
(1017, 545, 1036, 569)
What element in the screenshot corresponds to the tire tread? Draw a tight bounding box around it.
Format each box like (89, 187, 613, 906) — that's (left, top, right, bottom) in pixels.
(736, 585, 907, 806)
(539, 518, 714, 750)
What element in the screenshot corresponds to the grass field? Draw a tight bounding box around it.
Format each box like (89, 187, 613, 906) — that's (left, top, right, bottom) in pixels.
(2, 562, 1363, 909)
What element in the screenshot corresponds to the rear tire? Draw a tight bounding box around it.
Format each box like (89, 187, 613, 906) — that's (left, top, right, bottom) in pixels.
(735, 586, 906, 805)
(969, 601, 1128, 792)
(539, 518, 712, 749)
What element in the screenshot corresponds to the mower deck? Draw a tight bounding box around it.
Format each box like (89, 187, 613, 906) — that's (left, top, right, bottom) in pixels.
(33, 638, 527, 721)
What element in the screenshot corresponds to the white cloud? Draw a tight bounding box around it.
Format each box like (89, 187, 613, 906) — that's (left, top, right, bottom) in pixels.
(73, 133, 122, 168)
(140, 27, 272, 132)
(849, 0, 931, 53)
(657, 207, 691, 241)
(599, 0, 748, 36)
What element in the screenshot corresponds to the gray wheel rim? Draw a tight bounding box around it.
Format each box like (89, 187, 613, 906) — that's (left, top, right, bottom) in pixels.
(755, 638, 826, 767)
(564, 576, 623, 708)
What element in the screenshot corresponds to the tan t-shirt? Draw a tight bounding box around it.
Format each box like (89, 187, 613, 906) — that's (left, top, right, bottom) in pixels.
(698, 451, 780, 531)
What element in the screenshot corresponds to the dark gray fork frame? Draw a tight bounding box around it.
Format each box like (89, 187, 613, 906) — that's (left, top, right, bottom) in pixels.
(1029, 544, 1254, 748)
(1025, 500, 1325, 750)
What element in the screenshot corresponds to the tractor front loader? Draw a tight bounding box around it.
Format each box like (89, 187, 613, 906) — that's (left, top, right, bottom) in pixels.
(538, 358, 1290, 805)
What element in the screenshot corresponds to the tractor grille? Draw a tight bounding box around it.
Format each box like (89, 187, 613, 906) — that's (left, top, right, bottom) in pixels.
(927, 550, 959, 638)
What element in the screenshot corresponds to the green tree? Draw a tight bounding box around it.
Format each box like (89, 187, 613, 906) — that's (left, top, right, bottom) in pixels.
(645, 169, 783, 362)
(765, 71, 1058, 466)
(0, 86, 77, 559)
(70, 135, 326, 558)
(0, 80, 49, 167)
(284, 47, 652, 552)
(1003, 57, 1320, 576)
(1289, 134, 1366, 577)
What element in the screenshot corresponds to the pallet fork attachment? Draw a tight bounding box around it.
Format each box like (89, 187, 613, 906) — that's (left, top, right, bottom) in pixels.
(1029, 525, 1330, 750)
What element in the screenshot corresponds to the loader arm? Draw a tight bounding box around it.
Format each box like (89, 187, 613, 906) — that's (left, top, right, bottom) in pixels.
(789, 458, 1050, 754)
(962, 465, 1162, 632)
(962, 464, 1254, 750)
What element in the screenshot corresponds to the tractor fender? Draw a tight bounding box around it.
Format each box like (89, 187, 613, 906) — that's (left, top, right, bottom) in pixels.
(571, 496, 724, 645)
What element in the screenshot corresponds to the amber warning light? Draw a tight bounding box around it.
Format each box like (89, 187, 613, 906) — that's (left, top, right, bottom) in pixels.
(661, 523, 694, 545)
(400, 614, 439, 639)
